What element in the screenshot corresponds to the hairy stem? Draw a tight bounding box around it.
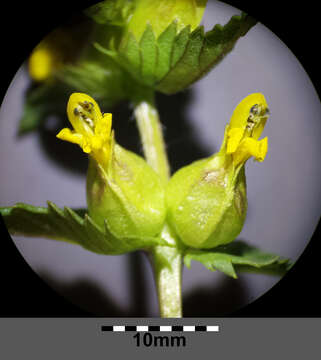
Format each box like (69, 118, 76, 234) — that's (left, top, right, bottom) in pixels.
(152, 243, 183, 318)
(133, 95, 170, 185)
(133, 93, 183, 317)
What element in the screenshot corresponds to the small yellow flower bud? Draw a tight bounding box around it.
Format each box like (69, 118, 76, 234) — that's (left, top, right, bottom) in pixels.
(28, 42, 61, 82)
(127, 0, 208, 40)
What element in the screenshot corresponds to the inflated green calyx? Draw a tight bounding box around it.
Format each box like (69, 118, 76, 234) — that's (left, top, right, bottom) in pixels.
(87, 142, 166, 239)
(166, 153, 247, 249)
(166, 93, 270, 249)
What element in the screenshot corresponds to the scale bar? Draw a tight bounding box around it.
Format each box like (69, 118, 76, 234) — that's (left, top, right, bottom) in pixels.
(101, 325, 219, 332)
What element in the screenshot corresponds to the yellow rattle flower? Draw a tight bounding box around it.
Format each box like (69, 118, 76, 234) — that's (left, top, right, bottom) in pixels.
(224, 93, 269, 167)
(56, 93, 112, 168)
(57, 93, 166, 239)
(166, 93, 270, 249)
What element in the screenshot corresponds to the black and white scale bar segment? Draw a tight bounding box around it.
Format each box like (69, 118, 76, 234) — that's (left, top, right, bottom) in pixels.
(101, 326, 219, 332)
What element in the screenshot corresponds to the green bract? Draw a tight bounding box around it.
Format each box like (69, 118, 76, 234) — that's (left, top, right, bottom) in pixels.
(0, 202, 168, 255)
(166, 153, 247, 249)
(84, 0, 134, 26)
(87, 141, 166, 239)
(21, 2, 257, 134)
(184, 241, 292, 278)
(95, 13, 257, 94)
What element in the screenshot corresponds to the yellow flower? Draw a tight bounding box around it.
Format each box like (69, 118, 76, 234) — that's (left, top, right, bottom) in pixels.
(28, 42, 61, 82)
(224, 93, 269, 167)
(56, 93, 112, 168)
(28, 26, 82, 82)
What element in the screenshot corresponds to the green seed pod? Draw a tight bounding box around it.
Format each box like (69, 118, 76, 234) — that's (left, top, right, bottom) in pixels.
(166, 93, 270, 249)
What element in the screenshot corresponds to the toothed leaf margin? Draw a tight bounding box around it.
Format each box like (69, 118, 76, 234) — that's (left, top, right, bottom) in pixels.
(95, 13, 257, 94)
(184, 241, 291, 278)
(0, 202, 168, 255)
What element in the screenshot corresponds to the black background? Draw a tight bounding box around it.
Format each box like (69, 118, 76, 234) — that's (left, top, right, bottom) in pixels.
(0, 0, 320, 317)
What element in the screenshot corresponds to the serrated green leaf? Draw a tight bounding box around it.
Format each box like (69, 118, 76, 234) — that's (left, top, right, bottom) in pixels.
(157, 26, 205, 93)
(57, 60, 126, 105)
(170, 25, 191, 68)
(157, 13, 257, 93)
(198, 13, 257, 78)
(140, 24, 157, 85)
(155, 21, 177, 80)
(209, 255, 237, 278)
(184, 251, 237, 278)
(234, 261, 293, 277)
(0, 202, 168, 255)
(184, 241, 291, 278)
(95, 13, 257, 94)
(119, 33, 141, 75)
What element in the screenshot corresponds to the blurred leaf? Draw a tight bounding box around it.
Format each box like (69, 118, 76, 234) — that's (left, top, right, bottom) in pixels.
(1, 202, 169, 255)
(84, 0, 134, 26)
(234, 262, 293, 277)
(184, 241, 291, 278)
(18, 80, 69, 134)
(57, 60, 126, 105)
(19, 55, 128, 134)
(95, 13, 257, 94)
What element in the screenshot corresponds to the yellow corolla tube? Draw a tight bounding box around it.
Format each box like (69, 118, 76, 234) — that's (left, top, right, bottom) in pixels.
(57, 93, 112, 168)
(224, 93, 269, 167)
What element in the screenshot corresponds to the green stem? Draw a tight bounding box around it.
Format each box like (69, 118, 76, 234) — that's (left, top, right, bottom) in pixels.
(133, 93, 170, 185)
(152, 244, 183, 318)
(133, 92, 183, 318)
